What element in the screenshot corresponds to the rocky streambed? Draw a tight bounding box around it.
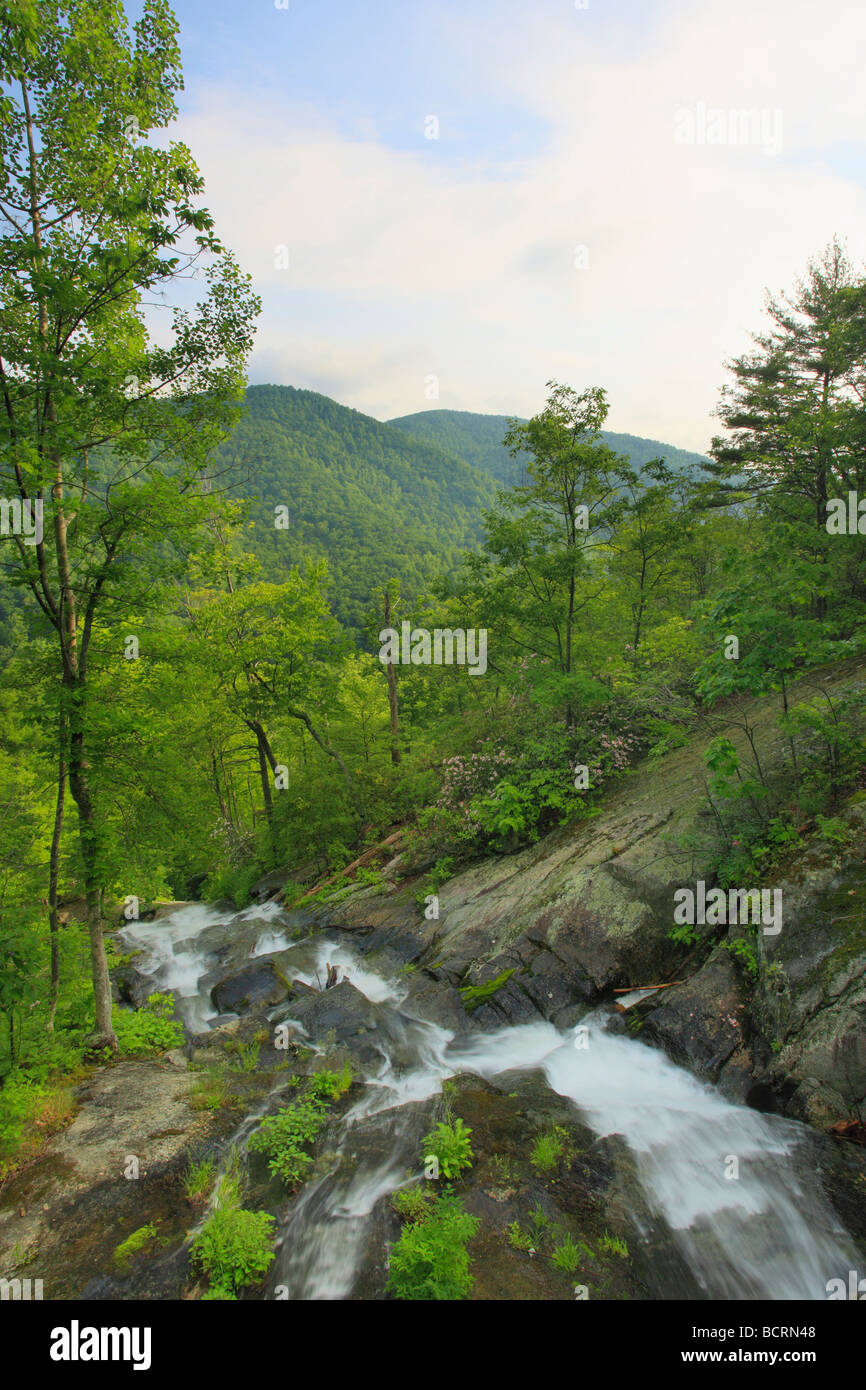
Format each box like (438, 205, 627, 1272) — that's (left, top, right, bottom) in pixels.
(3, 661, 865, 1300)
(0, 890, 863, 1302)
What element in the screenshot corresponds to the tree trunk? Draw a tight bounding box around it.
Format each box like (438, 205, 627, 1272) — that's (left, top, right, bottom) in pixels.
(383, 590, 401, 765)
(66, 698, 117, 1051)
(46, 703, 66, 1033)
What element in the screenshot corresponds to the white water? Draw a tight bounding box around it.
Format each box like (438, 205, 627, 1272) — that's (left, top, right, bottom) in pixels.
(125, 902, 859, 1301)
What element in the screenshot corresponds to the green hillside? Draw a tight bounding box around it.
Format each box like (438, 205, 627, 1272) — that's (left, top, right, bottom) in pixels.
(218, 386, 499, 630)
(387, 408, 711, 486)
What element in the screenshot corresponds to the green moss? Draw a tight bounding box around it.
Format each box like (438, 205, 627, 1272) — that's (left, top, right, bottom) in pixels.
(114, 1223, 158, 1273)
(459, 968, 516, 1013)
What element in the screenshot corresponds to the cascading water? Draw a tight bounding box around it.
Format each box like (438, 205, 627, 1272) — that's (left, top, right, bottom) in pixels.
(121, 903, 859, 1301)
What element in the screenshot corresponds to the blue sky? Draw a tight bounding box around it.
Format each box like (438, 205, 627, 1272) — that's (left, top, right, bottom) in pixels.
(153, 0, 866, 451)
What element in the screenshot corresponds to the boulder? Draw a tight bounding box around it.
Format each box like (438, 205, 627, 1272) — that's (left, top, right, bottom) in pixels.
(642, 948, 746, 1083)
(210, 959, 290, 1015)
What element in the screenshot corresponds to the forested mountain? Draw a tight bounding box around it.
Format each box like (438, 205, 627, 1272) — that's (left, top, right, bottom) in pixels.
(212, 389, 710, 632)
(217, 386, 499, 630)
(387, 408, 711, 487)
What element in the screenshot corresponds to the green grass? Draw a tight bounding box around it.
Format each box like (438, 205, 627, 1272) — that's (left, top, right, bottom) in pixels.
(599, 1230, 629, 1258)
(189, 1068, 232, 1112)
(184, 1156, 217, 1203)
(530, 1125, 570, 1174)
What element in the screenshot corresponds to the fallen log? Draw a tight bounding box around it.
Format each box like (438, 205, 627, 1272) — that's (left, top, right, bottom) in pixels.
(283, 830, 404, 906)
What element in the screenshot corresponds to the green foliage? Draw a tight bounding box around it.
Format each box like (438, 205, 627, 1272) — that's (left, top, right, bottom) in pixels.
(387, 1191, 479, 1300)
(530, 1125, 570, 1174)
(391, 1184, 437, 1224)
(224, 1039, 261, 1073)
(0, 1073, 76, 1178)
(247, 1069, 351, 1190)
(599, 1231, 629, 1258)
(249, 1096, 327, 1188)
(507, 1204, 553, 1253)
(190, 1068, 233, 1112)
(190, 1206, 276, 1298)
(422, 1117, 474, 1179)
(184, 1156, 217, 1203)
(815, 814, 849, 846)
(307, 1063, 353, 1101)
(721, 935, 759, 980)
(668, 922, 698, 947)
(506, 1221, 535, 1252)
(112, 994, 183, 1056)
(550, 1233, 582, 1274)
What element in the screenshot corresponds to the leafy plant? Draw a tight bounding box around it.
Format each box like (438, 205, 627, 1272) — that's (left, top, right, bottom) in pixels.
(668, 922, 698, 947)
(387, 1192, 479, 1300)
(507, 1220, 535, 1252)
(112, 993, 183, 1056)
(422, 1117, 474, 1179)
(508, 1204, 553, 1253)
(247, 1070, 351, 1190)
(721, 934, 759, 980)
(391, 1184, 437, 1224)
(190, 1206, 276, 1298)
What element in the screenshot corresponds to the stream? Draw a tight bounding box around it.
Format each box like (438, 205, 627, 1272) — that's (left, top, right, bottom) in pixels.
(120, 902, 860, 1301)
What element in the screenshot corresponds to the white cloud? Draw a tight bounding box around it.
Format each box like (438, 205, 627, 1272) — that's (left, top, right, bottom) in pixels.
(175, 0, 866, 452)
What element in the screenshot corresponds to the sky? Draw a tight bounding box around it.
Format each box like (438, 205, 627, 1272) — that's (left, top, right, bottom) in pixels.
(158, 0, 866, 452)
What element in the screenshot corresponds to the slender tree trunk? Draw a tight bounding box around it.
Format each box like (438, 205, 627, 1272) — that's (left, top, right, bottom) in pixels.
(66, 692, 117, 1051)
(383, 590, 400, 765)
(287, 706, 358, 807)
(46, 703, 66, 1033)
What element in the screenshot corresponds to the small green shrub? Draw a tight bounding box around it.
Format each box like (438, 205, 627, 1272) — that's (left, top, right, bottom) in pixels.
(307, 1063, 353, 1101)
(391, 1185, 437, 1224)
(387, 1193, 479, 1300)
(249, 1095, 328, 1188)
(113, 993, 183, 1056)
(422, 1117, 474, 1180)
(190, 1206, 276, 1297)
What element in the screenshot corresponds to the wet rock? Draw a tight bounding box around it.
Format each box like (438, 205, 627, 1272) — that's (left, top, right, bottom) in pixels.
(751, 808, 866, 1127)
(642, 949, 746, 1082)
(210, 959, 290, 1014)
(287, 980, 383, 1061)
